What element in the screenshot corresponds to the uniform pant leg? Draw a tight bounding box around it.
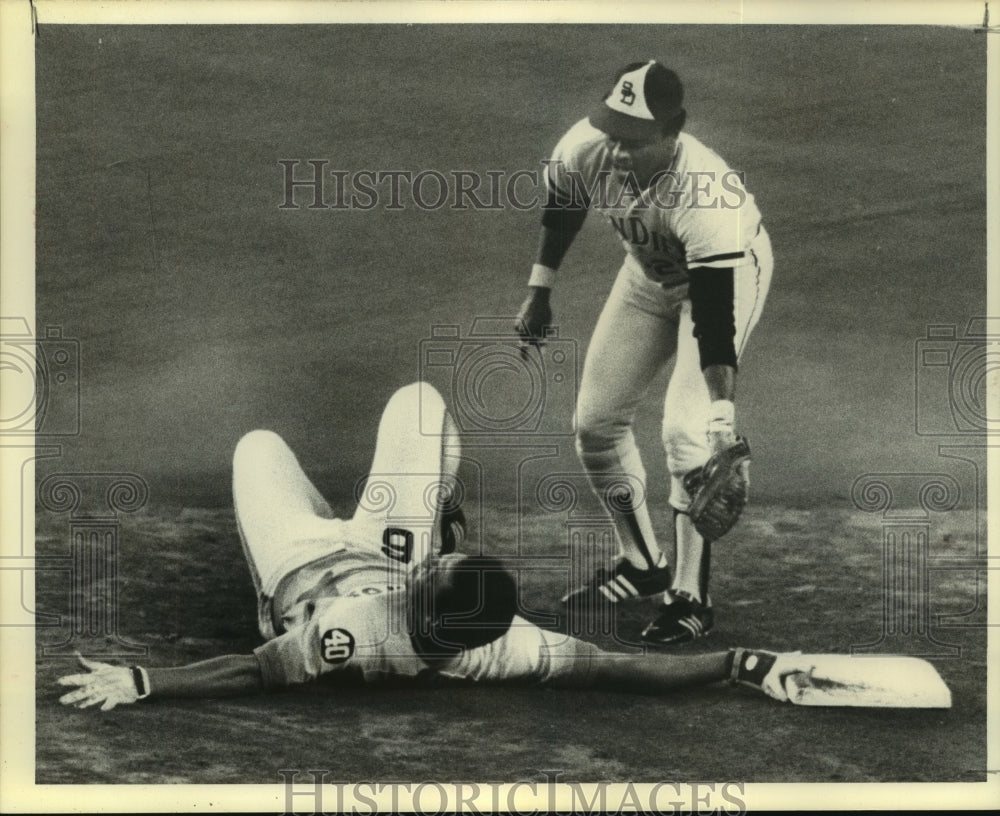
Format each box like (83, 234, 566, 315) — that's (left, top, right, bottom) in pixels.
(233, 429, 349, 596)
(233, 429, 352, 638)
(350, 382, 461, 567)
(575, 261, 681, 568)
(660, 229, 773, 603)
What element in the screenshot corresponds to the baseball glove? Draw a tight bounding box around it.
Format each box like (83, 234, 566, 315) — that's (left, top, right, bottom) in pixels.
(683, 436, 750, 541)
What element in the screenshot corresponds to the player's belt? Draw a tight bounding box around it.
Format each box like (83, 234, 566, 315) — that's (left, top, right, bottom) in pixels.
(272, 548, 398, 632)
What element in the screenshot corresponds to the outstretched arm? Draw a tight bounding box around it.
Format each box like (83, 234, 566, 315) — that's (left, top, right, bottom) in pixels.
(147, 654, 262, 697)
(57, 652, 263, 710)
(585, 651, 732, 694)
(556, 647, 810, 702)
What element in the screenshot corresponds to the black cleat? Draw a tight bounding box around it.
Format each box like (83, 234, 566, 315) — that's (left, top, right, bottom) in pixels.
(641, 596, 714, 645)
(561, 558, 673, 605)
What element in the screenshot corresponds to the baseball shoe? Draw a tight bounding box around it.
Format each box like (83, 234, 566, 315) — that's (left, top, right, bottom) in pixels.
(561, 558, 673, 606)
(439, 506, 466, 556)
(641, 595, 714, 645)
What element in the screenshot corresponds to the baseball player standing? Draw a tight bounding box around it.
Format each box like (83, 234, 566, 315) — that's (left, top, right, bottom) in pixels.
(517, 61, 773, 644)
(56, 382, 809, 707)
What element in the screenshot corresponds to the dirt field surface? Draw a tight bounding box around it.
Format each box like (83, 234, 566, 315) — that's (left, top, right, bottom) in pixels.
(14, 12, 993, 811)
(35, 503, 987, 784)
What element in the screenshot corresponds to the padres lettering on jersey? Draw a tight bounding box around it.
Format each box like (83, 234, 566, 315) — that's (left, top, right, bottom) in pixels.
(544, 120, 762, 287)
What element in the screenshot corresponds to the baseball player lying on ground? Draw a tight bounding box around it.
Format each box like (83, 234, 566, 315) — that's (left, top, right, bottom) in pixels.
(56, 383, 817, 711)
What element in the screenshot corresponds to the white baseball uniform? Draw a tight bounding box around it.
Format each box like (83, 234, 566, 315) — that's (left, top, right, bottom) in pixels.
(546, 119, 773, 569)
(253, 588, 599, 688)
(235, 382, 600, 687)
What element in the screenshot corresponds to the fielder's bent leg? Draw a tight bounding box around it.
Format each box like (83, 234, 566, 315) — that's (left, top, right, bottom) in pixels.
(661, 300, 713, 607)
(650, 232, 773, 642)
(566, 263, 680, 604)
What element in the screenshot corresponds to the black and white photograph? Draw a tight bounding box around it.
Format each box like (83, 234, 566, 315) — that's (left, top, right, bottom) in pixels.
(1, 0, 996, 812)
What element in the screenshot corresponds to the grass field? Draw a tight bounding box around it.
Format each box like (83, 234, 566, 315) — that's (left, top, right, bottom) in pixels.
(22, 16, 992, 807)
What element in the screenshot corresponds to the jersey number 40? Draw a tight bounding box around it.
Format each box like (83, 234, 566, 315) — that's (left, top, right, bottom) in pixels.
(321, 628, 356, 664)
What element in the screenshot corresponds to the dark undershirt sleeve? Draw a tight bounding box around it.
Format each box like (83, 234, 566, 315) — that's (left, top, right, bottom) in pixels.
(688, 266, 738, 370)
(540, 185, 588, 234)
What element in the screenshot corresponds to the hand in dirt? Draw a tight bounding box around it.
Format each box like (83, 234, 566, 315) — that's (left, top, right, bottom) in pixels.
(57, 652, 140, 711)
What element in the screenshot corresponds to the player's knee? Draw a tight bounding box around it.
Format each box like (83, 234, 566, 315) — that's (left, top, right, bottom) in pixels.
(661, 415, 688, 447)
(575, 411, 627, 454)
(233, 429, 285, 467)
(662, 415, 707, 453)
(663, 433, 708, 479)
(388, 381, 441, 416)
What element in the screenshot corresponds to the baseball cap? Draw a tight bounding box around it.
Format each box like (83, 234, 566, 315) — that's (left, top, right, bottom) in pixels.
(588, 60, 685, 142)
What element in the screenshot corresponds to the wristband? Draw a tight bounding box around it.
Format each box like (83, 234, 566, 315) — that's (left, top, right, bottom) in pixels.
(131, 666, 151, 700)
(707, 399, 735, 433)
(528, 263, 557, 289)
(729, 647, 777, 687)
(726, 648, 741, 682)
